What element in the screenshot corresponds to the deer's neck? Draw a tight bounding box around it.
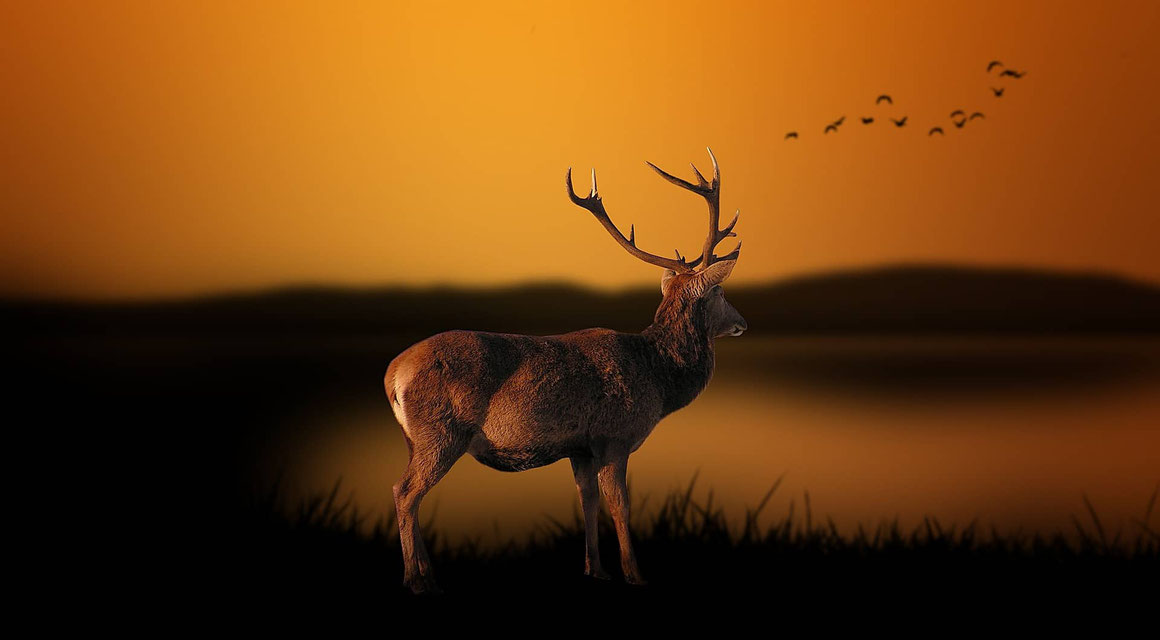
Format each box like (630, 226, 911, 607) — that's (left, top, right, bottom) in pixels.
(642, 296, 715, 416)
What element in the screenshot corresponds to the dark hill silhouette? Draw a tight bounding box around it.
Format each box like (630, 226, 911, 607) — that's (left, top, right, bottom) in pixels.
(6, 264, 1160, 336)
(732, 264, 1160, 333)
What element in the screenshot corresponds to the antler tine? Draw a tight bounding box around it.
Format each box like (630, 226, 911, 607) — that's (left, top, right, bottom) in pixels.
(645, 147, 739, 270)
(715, 239, 741, 263)
(566, 168, 696, 274)
(722, 208, 739, 237)
(689, 163, 708, 187)
(707, 146, 720, 187)
(646, 161, 712, 196)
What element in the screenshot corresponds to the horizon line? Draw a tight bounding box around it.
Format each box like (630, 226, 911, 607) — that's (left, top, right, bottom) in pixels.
(4, 261, 1159, 307)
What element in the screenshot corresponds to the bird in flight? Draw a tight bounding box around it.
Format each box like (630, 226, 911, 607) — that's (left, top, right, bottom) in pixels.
(969, 112, 985, 120)
(891, 116, 908, 127)
(785, 131, 798, 140)
(832, 116, 846, 127)
(861, 117, 874, 124)
(824, 124, 839, 134)
(950, 109, 965, 119)
(991, 87, 1005, 97)
(999, 69, 1025, 79)
(876, 95, 892, 105)
(987, 60, 1003, 72)
(929, 127, 944, 136)
(953, 119, 966, 129)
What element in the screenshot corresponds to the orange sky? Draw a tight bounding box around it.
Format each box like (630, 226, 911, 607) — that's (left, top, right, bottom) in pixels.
(2, 0, 1159, 299)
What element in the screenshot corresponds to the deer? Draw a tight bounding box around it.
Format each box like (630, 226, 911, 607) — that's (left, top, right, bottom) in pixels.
(384, 148, 747, 594)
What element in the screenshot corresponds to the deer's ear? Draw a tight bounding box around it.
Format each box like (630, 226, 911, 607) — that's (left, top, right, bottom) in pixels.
(695, 259, 737, 295)
(661, 269, 679, 296)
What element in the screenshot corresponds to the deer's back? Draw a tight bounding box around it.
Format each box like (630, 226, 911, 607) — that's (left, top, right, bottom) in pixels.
(386, 328, 665, 467)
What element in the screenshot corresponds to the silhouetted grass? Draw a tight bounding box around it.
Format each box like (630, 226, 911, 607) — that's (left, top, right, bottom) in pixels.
(234, 474, 1158, 609)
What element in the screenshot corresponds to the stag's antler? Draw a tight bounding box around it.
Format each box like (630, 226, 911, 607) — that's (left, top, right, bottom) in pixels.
(566, 167, 700, 273)
(566, 147, 740, 275)
(646, 147, 740, 270)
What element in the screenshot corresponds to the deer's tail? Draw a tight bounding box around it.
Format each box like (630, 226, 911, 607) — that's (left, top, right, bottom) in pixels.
(385, 354, 416, 457)
(385, 357, 401, 408)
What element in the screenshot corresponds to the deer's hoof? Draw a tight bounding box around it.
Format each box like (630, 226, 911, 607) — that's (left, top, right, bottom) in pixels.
(406, 576, 444, 596)
(586, 568, 613, 581)
(625, 575, 648, 587)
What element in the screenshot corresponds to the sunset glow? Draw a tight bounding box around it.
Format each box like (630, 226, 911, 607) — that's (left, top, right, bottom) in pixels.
(3, 1, 1159, 298)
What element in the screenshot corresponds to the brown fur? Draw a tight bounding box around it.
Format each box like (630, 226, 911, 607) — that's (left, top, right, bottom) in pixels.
(385, 260, 746, 593)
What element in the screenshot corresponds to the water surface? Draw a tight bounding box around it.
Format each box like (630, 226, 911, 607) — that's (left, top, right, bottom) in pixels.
(260, 336, 1160, 543)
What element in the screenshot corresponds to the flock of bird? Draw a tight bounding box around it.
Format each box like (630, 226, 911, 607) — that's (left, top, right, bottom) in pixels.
(784, 60, 1026, 140)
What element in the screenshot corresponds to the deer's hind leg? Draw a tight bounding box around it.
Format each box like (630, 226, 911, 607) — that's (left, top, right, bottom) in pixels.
(392, 418, 470, 595)
(570, 455, 611, 580)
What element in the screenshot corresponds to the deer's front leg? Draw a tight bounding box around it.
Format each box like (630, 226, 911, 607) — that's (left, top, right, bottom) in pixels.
(597, 454, 646, 585)
(570, 456, 610, 580)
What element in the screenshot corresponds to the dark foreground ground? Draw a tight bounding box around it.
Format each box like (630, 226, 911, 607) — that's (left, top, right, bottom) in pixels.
(223, 476, 1159, 618)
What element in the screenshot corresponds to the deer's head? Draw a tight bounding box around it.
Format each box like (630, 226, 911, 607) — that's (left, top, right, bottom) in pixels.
(660, 260, 747, 338)
(566, 147, 747, 339)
